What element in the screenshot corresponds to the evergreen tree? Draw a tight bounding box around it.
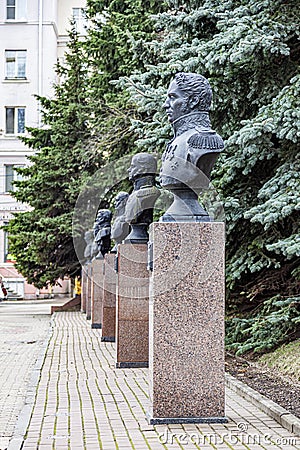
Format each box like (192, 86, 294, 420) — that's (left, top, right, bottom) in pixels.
(70, 0, 169, 246)
(6, 29, 97, 288)
(5, 0, 167, 288)
(122, 0, 300, 353)
(83, 0, 167, 162)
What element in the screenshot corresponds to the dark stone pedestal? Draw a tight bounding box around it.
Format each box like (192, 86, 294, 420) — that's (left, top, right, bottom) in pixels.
(91, 258, 104, 329)
(148, 222, 227, 424)
(81, 264, 90, 314)
(101, 253, 117, 342)
(116, 243, 149, 368)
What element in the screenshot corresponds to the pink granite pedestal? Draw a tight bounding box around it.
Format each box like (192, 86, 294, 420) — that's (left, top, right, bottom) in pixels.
(81, 266, 87, 313)
(91, 258, 104, 329)
(148, 222, 226, 424)
(101, 253, 117, 342)
(86, 263, 92, 320)
(116, 243, 149, 368)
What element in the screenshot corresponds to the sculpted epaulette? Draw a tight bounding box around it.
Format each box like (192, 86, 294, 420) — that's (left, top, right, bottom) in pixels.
(187, 130, 224, 151)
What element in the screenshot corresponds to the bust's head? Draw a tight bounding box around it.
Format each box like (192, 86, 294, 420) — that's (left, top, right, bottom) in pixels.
(84, 230, 94, 244)
(96, 209, 112, 225)
(115, 191, 129, 210)
(164, 72, 212, 123)
(128, 153, 157, 181)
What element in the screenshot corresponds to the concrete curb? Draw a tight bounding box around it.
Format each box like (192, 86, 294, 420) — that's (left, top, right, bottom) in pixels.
(226, 373, 300, 436)
(7, 316, 55, 450)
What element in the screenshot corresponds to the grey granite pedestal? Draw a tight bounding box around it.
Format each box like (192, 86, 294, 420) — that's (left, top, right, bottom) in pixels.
(116, 243, 149, 368)
(91, 258, 104, 329)
(101, 253, 117, 342)
(86, 263, 92, 320)
(148, 222, 227, 424)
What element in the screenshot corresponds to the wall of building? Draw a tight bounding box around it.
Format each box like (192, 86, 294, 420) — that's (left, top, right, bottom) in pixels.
(57, 0, 87, 60)
(0, 0, 87, 297)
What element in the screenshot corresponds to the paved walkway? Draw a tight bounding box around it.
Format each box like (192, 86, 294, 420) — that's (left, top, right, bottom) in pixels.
(0, 310, 49, 450)
(8, 311, 299, 450)
(0, 298, 69, 450)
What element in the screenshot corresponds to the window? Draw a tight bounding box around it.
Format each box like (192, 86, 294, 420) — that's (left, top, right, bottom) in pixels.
(5, 164, 24, 192)
(5, 50, 26, 79)
(72, 8, 87, 35)
(6, 0, 27, 20)
(5, 107, 25, 134)
(5, 165, 14, 192)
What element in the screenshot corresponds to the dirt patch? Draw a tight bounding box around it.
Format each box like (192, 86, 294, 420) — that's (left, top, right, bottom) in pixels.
(226, 352, 300, 419)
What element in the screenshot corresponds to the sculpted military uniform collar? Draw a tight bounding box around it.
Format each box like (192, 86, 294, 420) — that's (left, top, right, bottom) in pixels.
(98, 221, 111, 228)
(133, 175, 156, 191)
(171, 111, 211, 137)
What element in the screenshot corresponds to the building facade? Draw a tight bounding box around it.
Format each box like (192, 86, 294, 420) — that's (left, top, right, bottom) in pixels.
(0, 0, 87, 297)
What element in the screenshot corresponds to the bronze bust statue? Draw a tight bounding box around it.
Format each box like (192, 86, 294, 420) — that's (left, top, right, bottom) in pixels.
(93, 209, 112, 259)
(124, 153, 160, 243)
(160, 72, 224, 221)
(111, 191, 130, 252)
